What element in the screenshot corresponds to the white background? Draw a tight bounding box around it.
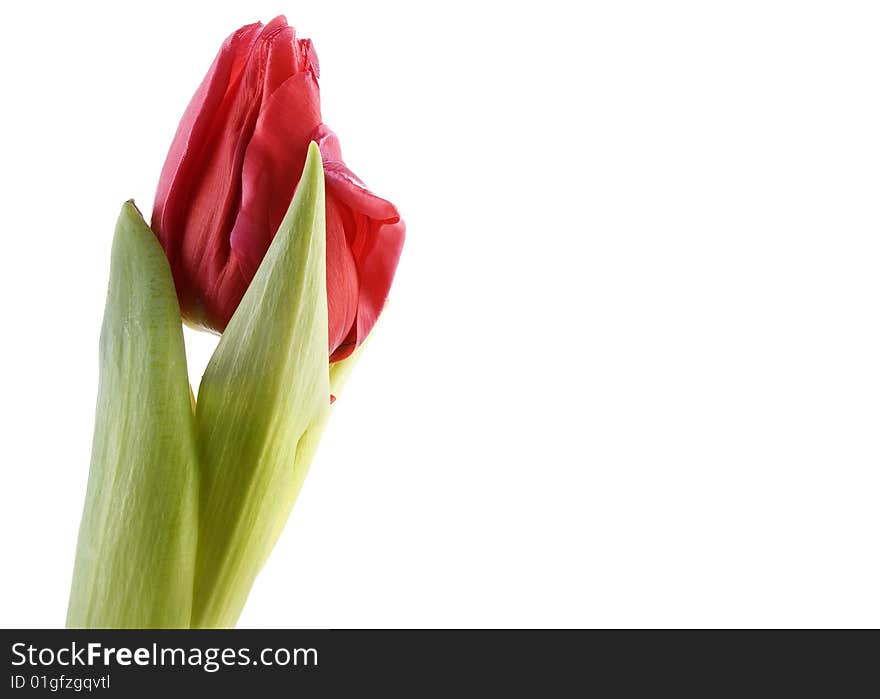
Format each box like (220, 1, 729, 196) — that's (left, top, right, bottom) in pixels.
(1, 0, 878, 628)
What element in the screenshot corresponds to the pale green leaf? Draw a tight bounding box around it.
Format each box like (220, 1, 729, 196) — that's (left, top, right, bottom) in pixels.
(192, 143, 331, 628)
(67, 201, 198, 628)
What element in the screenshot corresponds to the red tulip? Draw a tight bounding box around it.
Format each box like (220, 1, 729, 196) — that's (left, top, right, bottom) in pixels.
(152, 16, 404, 362)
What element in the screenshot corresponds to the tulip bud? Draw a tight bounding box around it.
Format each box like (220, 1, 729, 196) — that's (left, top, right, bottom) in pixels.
(67, 202, 198, 628)
(152, 15, 405, 362)
(191, 143, 335, 627)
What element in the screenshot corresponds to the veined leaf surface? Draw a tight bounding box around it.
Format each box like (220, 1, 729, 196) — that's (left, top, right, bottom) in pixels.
(67, 202, 198, 628)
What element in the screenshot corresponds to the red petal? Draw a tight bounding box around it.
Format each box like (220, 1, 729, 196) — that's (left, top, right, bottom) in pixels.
(230, 70, 322, 281)
(349, 215, 405, 356)
(175, 23, 284, 328)
(325, 195, 360, 355)
(153, 16, 323, 332)
(316, 129, 405, 361)
(152, 22, 262, 268)
(327, 206, 405, 361)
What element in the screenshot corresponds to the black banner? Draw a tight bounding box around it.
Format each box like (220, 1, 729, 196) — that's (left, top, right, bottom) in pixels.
(2, 629, 876, 696)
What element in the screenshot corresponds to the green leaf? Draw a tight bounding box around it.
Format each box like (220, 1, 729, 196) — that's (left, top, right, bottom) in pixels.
(67, 201, 198, 628)
(192, 143, 331, 628)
